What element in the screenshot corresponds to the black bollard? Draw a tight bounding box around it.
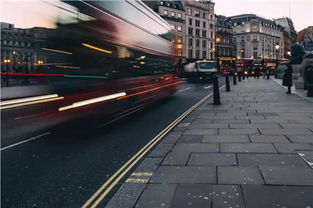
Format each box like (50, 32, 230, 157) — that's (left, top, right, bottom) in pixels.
(238, 72, 242, 82)
(242, 72, 245, 80)
(213, 74, 221, 105)
(308, 85, 313, 97)
(267, 72, 270, 79)
(233, 73, 237, 85)
(226, 74, 230, 91)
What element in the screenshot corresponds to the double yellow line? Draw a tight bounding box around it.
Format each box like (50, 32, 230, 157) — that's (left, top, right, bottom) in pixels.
(83, 86, 224, 208)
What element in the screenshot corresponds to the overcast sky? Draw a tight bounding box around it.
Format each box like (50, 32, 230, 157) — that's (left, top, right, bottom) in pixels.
(214, 0, 313, 31)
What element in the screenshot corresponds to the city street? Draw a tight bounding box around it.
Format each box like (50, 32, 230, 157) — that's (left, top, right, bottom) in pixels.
(1, 80, 223, 208)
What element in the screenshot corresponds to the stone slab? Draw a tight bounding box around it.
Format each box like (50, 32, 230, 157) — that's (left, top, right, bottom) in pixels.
(259, 166, 313, 185)
(171, 143, 220, 153)
(250, 135, 290, 143)
(213, 119, 250, 124)
(176, 135, 203, 143)
(184, 129, 218, 136)
(237, 153, 309, 167)
(188, 123, 229, 129)
(274, 143, 313, 153)
(171, 184, 245, 208)
(288, 135, 313, 143)
(219, 128, 260, 135)
(259, 128, 313, 136)
(229, 123, 281, 129)
(149, 144, 173, 157)
(161, 132, 183, 144)
(220, 143, 277, 153)
(150, 166, 216, 184)
(188, 153, 237, 166)
(242, 185, 313, 208)
(202, 135, 250, 143)
(134, 184, 176, 208)
(218, 167, 264, 185)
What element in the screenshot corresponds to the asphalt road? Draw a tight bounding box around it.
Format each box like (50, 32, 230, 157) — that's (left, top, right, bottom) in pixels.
(1, 78, 225, 207)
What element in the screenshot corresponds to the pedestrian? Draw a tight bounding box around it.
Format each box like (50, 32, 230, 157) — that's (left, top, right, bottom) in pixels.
(255, 66, 260, 79)
(282, 63, 293, 94)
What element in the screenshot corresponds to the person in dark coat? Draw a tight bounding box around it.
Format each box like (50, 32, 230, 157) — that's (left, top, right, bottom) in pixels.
(255, 66, 260, 79)
(282, 63, 293, 94)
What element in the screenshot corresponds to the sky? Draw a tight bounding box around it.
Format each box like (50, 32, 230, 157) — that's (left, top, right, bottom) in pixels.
(214, 0, 313, 31)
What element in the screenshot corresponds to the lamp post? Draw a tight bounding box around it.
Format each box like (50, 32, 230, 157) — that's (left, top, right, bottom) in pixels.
(215, 37, 221, 60)
(275, 43, 280, 68)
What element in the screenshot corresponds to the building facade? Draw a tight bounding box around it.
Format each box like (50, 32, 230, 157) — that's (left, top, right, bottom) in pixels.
(275, 17, 297, 45)
(143, 1, 186, 57)
(215, 15, 234, 58)
(230, 14, 284, 59)
(184, 0, 215, 60)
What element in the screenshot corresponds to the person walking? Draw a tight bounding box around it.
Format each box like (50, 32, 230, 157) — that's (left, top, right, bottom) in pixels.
(282, 63, 293, 94)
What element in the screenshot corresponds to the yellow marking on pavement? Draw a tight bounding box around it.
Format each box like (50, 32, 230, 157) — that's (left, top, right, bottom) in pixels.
(131, 172, 153, 177)
(82, 85, 225, 208)
(125, 178, 149, 184)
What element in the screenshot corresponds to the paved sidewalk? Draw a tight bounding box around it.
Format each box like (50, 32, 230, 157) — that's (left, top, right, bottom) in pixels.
(107, 78, 313, 208)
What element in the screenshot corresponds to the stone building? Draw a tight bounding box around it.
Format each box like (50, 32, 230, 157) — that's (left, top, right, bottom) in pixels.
(275, 17, 297, 45)
(230, 14, 284, 59)
(143, 1, 186, 57)
(184, 0, 215, 60)
(215, 15, 234, 58)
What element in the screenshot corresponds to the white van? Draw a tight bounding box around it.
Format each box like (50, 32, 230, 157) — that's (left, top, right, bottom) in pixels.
(184, 61, 218, 81)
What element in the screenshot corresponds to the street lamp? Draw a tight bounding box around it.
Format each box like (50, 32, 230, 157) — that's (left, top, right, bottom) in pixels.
(275, 43, 280, 67)
(215, 37, 221, 60)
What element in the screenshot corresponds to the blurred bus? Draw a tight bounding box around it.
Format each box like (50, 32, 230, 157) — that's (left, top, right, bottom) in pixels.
(1, 0, 180, 138)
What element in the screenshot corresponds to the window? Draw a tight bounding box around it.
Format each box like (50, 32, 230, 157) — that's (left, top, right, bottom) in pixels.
(188, 49, 193, 58)
(177, 26, 182, 32)
(188, 38, 193, 46)
(196, 29, 200, 37)
(177, 36, 182, 44)
(202, 30, 207, 38)
(196, 39, 200, 47)
(202, 40, 207, 48)
(177, 13, 182, 19)
(188, 27, 193, 35)
(196, 50, 200, 58)
(171, 11, 175, 17)
(203, 13, 206, 19)
(195, 20, 200, 27)
(203, 22, 206, 28)
(195, 10, 200, 17)
(210, 24, 213, 29)
(210, 42, 213, 48)
(210, 15, 213, 20)
(189, 18, 193, 26)
(202, 51, 207, 58)
(210, 32, 213, 38)
(187, 8, 192, 15)
(163, 10, 168, 16)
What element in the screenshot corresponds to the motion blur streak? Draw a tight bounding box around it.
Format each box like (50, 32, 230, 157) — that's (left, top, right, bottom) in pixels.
(117, 82, 179, 100)
(0, 72, 66, 77)
(41, 48, 73, 55)
(0, 97, 64, 110)
(81, 43, 113, 54)
(1, 94, 59, 106)
(58, 92, 126, 112)
(55, 65, 80, 69)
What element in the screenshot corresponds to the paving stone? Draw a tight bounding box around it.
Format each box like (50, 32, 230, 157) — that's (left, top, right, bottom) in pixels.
(162, 152, 189, 166)
(288, 135, 313, 143)
(106, 183, 146, 208)
(259, 166, 313, 185)
(220, 143, 277, 153)
(135, 184, 176, 208)
(150, 166, 216, 183)
(248, 112, 279, 116)
(242, 185, 313, 208)
(229, 123, 281, 129)
(235, 116, 266, 120)
(171, 143, 220, 153)
(259, 128, 313, 136)
(188, 123, 229, 129)
(198, 115, 235, 119)
(213, 119, 250, 124)
(280, 123, 313, 129)
(203, 135, 250, 143)
(297, 150, 313, 168)
(192, 119, 214, 125)
(274, 143, 313, 153)
(176, 135, 203, 143)
(171, 184, 245, 208)
(188, 153, 237, 166)
(219, 128, 260, 135)
(250, 135, 290, 143)
(184, 129, 218, 136)
(149, 144, 173, 157)
(237, 153, 309, 167)
(218, 167, 264, 185)
(135, 157, 163, 173)
(161, 132, 183, 144)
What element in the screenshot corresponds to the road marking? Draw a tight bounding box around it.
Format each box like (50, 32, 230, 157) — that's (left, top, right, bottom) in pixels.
(1, 132, 51, 151)
(82, 85, 225, 208)
(178, 87, 191, 93)
(204, 86, 212, 89)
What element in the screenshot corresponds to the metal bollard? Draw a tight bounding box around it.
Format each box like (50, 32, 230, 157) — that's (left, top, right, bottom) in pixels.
(238, 72, 241, 82)
(242, 72, 245, 80)
(213, 74, 221, 105)
(233, 73, 237, 85)
(226, 74, 230, 91)
(308, 85, 313, 97)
